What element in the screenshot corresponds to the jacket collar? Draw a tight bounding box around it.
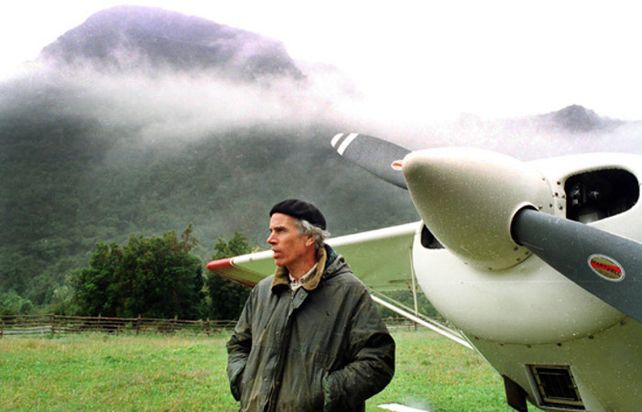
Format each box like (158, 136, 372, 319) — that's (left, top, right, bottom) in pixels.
(271, 246, 328, 293)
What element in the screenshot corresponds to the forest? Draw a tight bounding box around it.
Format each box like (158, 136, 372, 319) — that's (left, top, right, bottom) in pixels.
(0, 5, 420, 315)
(0, 84, 416, 315)
(0, 70, 418, 317)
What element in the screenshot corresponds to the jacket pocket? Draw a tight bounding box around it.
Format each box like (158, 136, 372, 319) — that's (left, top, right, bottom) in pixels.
(322, 370, 340, 411)
(322, 369, 365, 412)
(229, 365, 245, 401)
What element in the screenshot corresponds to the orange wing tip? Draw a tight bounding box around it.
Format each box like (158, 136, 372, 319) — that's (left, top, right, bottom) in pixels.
(207, 258, 233, 271)
(206, 258, 257, 288)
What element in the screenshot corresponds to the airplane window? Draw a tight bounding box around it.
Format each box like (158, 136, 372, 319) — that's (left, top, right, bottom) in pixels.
(565, 168, 639, 223)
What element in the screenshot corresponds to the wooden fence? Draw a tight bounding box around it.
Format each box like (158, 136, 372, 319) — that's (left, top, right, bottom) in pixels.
(0, 314, 237, 337)
(0, 315, 416, 338)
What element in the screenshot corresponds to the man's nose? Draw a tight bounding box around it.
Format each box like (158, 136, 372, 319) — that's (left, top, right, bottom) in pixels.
(267, 232, 276, 244)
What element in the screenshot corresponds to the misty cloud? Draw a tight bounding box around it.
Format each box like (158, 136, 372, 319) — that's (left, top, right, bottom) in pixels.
(430, 115, 642, 160)
(5, 54, 642, 163)
(4, 4, 642, 163)
(27, 63, 340, 143)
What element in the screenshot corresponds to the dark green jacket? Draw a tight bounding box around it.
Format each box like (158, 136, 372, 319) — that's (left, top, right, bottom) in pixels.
(227, 245, 395, 412)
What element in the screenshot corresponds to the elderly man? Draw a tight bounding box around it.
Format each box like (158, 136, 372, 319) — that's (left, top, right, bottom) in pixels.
(227, 199, 395, 412)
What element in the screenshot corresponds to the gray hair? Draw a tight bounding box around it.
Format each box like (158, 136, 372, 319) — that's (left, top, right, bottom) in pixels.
(295, 218, 330, 251)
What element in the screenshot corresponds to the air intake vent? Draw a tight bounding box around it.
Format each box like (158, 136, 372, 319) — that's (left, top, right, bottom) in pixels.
(565, 168, 639, 223)
(529, 365, 584, 410)
(420, 225, 443, 249)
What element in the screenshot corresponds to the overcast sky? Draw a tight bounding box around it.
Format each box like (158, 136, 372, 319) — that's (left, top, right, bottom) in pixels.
(2, 0, 642, 123)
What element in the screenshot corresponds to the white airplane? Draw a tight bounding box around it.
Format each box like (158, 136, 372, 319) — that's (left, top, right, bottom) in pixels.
(207, 133, 642, 412)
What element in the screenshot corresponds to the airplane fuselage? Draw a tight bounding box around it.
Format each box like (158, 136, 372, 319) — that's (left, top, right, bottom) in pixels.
(409, 153, 642, 411)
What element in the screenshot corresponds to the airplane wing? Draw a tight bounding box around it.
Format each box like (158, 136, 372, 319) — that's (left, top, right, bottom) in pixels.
(207, 222, 418, 291)
(207, 221, 471, 348)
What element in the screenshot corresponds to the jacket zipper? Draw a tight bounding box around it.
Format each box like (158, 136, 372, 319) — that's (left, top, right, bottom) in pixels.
(265, 289, 305, 412)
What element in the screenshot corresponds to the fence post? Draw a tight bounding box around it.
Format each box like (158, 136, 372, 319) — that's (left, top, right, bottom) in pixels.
(205, 318, 210, 336)
(136, 314, 141, 335)
(50, 314, 56, 337)
(0, 317, 4, 339)
(173, 315, 178, 333)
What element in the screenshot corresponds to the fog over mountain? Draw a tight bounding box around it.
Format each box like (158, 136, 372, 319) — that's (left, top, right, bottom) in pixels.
(1, 5, 641, 306)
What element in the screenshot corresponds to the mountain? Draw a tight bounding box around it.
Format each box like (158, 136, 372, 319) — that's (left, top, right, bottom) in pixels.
(538, 104, 622, 132)
(0, 6, 416, 306)
(40, 5, 303, 80)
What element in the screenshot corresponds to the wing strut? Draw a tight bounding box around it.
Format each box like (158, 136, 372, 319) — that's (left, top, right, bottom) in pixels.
(410, 250, 420, 324)
(370, 292, 473, 349)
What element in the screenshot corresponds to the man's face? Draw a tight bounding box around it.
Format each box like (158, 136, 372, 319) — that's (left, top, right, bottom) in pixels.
(267, 213, 314, 268)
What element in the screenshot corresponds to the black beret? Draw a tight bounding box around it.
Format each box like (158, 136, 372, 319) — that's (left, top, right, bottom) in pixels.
(270, 199, 327, 230)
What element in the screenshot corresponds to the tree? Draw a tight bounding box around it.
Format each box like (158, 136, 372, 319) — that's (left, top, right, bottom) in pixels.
(206, 232, 253, 320)
(0, 290, 33, 315)
(71, 225, 204, 319)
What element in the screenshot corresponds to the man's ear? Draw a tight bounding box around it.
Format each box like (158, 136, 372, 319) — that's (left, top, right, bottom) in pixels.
(304, 235, 315, 248)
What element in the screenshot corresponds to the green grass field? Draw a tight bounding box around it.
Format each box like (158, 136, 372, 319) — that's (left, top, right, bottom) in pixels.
(0, 329, 515, 411)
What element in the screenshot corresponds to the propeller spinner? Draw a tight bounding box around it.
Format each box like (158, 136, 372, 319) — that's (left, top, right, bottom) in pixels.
(402, 148, 553, 270)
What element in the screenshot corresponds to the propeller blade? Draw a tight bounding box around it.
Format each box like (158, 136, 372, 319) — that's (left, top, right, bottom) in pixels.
(330, 133, 410, 189)
(512, 207, 642, 322)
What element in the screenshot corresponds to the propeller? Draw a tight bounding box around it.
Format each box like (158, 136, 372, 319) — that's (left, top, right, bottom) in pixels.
(330, 133, 410, 189)
(512, 207, 642, 323)
(331, 132, 642, 323)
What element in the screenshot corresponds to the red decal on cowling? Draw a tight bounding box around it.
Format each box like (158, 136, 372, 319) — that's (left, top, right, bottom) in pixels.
(588, 255, 625, 281)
